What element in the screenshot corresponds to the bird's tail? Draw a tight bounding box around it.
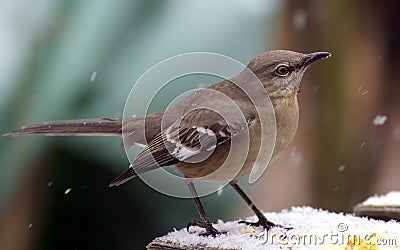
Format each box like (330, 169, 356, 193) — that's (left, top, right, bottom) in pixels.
(109, 166, 137, 187)
(4, 118, 122, 137)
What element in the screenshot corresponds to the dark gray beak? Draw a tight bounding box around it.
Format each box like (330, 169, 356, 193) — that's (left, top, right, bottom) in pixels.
(304, 51, 331, 66)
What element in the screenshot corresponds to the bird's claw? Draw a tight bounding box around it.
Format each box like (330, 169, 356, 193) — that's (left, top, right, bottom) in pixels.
(239, 218, 291, 231)
(187, 219, 221, 236)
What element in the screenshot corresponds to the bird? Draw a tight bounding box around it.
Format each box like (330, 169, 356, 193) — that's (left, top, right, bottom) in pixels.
(7, 50, 331, 236)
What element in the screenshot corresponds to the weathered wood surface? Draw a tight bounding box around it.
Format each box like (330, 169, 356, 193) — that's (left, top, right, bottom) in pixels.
(147, 239, 229, 250)
(353, 204, 400, 222)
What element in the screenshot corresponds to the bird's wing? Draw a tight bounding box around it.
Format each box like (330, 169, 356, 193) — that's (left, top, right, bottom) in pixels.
(109, 108, 255, 187)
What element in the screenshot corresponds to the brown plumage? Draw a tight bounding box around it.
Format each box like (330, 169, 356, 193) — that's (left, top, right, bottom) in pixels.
(7, 50, 331, 235)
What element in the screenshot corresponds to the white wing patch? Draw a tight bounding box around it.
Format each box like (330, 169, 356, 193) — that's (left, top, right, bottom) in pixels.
(172, 145, 199, 161)
(195, 126, 215, 136)
(165, 129, 200, 161)
(164, 125, 220, 161)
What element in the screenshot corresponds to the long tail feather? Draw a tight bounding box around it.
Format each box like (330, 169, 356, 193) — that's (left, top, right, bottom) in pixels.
(109, 166, 137, 187)
(5, 118, 122, 137)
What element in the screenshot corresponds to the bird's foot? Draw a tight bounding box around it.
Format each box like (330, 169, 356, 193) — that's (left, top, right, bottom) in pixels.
(187, 219, 222, 236)
(239, 217, 291, 231)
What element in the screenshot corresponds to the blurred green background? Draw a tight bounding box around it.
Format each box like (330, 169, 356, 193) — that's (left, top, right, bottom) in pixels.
(1, 0, 399, 249)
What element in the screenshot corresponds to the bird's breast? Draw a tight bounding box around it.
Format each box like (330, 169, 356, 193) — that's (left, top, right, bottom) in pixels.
(271, 95, 299, 160)
(175, 95, 299, 182)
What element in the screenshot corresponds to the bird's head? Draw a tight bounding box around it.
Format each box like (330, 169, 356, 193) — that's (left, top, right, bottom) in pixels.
(246, 50, 331, 98)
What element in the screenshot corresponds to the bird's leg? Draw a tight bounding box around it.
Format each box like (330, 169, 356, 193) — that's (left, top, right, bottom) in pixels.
(186, 180, 220, 236)
(230, 181, 285, 230)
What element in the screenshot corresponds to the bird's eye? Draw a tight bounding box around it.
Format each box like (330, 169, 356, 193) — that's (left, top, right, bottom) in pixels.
(275, 64, 290, 76)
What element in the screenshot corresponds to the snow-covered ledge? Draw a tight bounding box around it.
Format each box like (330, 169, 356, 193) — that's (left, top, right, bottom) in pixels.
(354, 191, 400, 222)
(147, 205, 400, 250)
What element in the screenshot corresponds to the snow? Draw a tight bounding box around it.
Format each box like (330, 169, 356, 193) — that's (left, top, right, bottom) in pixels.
(90, 71, 97, 82)
(372, 115, 387, 126)
(292, 9, 307, 31)
(362, 191, 400, 206)
(150, 206, 400, 249)
(64, 188, 72, 195)
(357, 85, 369, 96)
(338, 165, 346, 172)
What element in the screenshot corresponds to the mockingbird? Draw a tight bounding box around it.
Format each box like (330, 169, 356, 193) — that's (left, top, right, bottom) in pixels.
(7, 50, 331, 235)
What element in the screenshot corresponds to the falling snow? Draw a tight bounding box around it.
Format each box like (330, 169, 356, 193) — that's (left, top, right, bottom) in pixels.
(90, 71, 97, 82)
(372, 115, 387, 126)
(64, 188, 72, 195)
(292, 9, 307, 31)
(357, 85, 368, 96)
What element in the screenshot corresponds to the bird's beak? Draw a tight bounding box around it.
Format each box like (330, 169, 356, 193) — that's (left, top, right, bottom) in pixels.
(304, 51, 331, 66)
